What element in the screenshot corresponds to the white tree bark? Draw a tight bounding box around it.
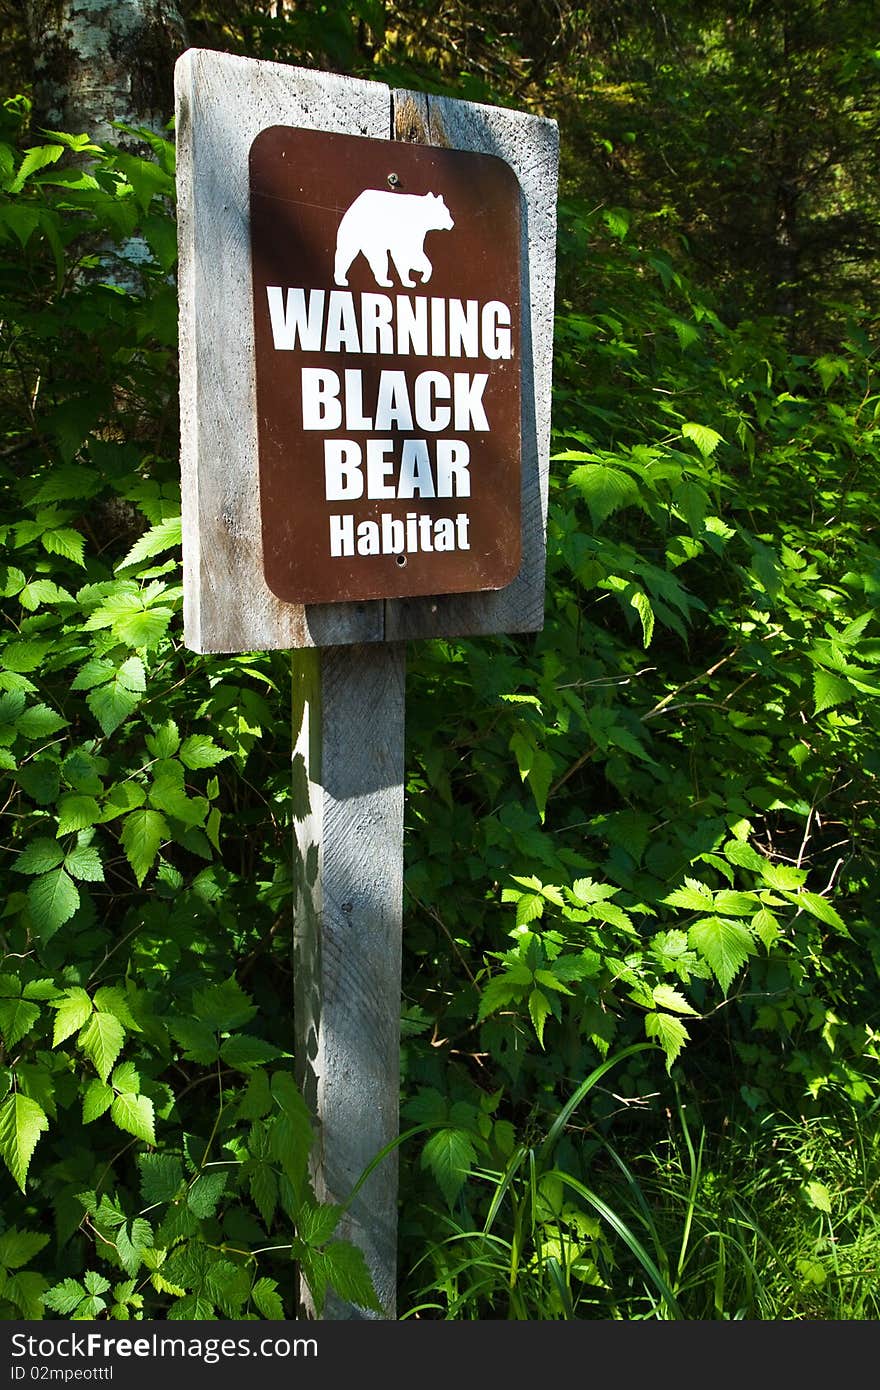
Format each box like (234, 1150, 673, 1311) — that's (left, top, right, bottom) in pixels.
(26, 0, 188, 143)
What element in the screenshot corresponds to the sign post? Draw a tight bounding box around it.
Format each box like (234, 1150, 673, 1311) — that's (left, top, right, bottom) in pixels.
(175, 49, 558, 1318)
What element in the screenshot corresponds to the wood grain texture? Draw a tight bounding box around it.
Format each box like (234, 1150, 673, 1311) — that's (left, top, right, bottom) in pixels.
(175, 48, 388, 652)
(383, 88, 559, 641)
(292, 644, 405, 1319)
(178, 54, 557, 651)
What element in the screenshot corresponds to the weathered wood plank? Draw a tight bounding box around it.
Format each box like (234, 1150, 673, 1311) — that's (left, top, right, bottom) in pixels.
(175, 49, 389, 652)
(383, 89, 559, 641)
(292, 644, 405, 1318)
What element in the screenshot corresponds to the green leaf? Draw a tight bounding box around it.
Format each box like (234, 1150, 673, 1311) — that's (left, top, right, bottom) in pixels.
(813, 668, 854, 714)
(645, 1011, 689, 1072)
(62, 748, 105, 794)
(179, 735, 231, 769)
(168, 1018, 220, 1065)
(528, 988, 552, 1047)
(56, 793, 101, 835)
(148, 760, 197, 822)
(663, 881, 713, 911)
(94, 986, 138, 1030)
(0, 1228, 49, 1270)
(570, 877, 619, 905)
(64, 844, 104, 882)
(219, 1034, 283, 1071)
(16, 761, 61, 805)
(251, 1276, 284, 1319)
(78, 1011, 125, 1082)
(0, 567, 25, 599)
(524, 748, 554, 821)
(138, 1153, 184, 1205)
(187, 1171, 227, 1219)
(113, 606, 173, 649)
(111, 1092, 156, 1145)
(102, 781, 146, 817)
(515, 892, 544, 927)
(713, 890, 758, 917)
(116, 1218, 153, 1278)
(795, 890, 849, 936)
(296, 1248, 328, 1316)
(168, 1294, 216, 1319)
(2, 639, 54, 673)
(0, 1093, 49, 1191)
(44, 1278, 86, 1314)
(478, 973, 527, 1020)
(82, 1079, 114, 1124)
(117, 516, 182, 571)
(15, 838, 64, 875)
(569, 462, 638, 529)
(9, 143, 64, 193)
(249, 1163, 277, 1228)
(761, 862, 807, 891)
(681, 421, 723, 456)
(421, 1128, 475, 1207)
(630, 589, 655, 648)
(805, 1180, 832, 1214)
(27, 868, 80, 939)
(319, 1241, 382, 1313)
(22, 979, 59, 1002)
(87, 680, 141, 736)
(192, 977, 257, 1032)
(117, 657, 146, 693)
(651, 984, 698, 1016)
(723, 838, 767, 872)
(689, 916, 756, 995)
(0, 999, 40, 1050)
(145, 720, 180, 759)
(0, 690, 26, 723)
(111, 1060, 140, 1094)
(297, 1202, 343, 1248)
(16, 703, 68, 738)
(268, 1072, 313, 1189)
(238, 1069, 272, 1120)
(18, 579, 72, 611)
(752, 908, 780, 948)
(42, 528, 86, 565)
(5, 1269, 47, 1319)
(52, 987, 93, 1046)
(120, 809, 168, 885)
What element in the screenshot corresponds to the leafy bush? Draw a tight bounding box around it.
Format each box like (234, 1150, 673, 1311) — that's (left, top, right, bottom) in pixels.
(397, 200, 880, 1310)
(0, 99, 376, 1319)
(1, 79, 878, 1320)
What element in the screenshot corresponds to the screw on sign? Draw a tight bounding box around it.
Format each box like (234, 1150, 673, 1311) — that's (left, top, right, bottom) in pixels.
(249, 125, 522, 605)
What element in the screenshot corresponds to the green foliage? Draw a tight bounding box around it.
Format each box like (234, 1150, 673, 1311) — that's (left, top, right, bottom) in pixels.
(397, 190, 879, 1309)
(597, 1099, 880, 1321)
(2, 0, 879, 1323)
(0, 99, 377, 1320)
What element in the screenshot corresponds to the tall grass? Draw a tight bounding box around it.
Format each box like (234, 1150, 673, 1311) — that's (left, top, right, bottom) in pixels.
(401, 1084, 880, 1319)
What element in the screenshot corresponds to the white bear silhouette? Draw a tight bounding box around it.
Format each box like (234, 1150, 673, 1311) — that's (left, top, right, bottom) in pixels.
(334, 189, 454, 289)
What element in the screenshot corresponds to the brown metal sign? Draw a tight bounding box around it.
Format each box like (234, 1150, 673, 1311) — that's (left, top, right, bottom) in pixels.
(249, 125, 522, 605)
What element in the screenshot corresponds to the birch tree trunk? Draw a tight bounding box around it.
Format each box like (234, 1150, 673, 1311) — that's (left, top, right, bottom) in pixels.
(26, 0, 188, 144)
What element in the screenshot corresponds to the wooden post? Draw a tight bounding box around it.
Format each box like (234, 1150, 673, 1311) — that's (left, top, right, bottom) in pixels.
(291, 644, 405, 1318)
(175, 46, 558, 1322)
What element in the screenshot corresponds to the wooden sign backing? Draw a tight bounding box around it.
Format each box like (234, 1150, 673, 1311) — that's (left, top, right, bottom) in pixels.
(176, 49, 558, 651)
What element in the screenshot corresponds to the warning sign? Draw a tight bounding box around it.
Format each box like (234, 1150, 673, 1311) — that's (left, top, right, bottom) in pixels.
(249, 125, 522, 604)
